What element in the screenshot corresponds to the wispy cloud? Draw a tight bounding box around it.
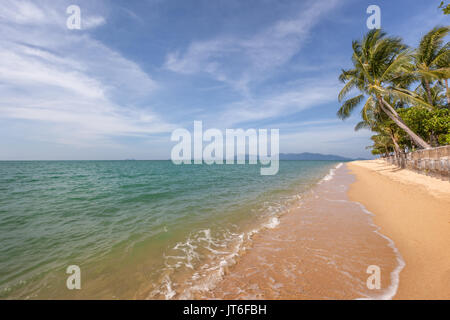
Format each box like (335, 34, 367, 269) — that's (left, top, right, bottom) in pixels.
(164, 0, 339, 94)
(0, 0, 173, 147)
(0, 0, 49, 25)
(5, 0, 427, 160)
(0, 0, 104, 28)
(197, 76, 340, 128)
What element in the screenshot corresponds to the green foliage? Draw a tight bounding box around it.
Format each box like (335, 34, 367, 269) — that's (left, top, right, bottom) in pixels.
(338, 23, 450, 154)
(369, 133, 394, 156)
(439, 2, 450, 14)
(399, 107, 450, 145)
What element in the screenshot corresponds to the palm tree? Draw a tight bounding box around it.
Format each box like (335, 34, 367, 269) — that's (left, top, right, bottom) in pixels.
(338, 29, 432, 149)
(354, 99, 403, 155)
(413, 26, 450, 106)
(415, 81, 447, 108)
(369, 133, 395, 157)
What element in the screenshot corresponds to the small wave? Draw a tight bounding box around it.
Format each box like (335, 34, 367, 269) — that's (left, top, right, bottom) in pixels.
(148, 227, 245, 299)
(352, 202, 405, 300)
(264, 217, 280, 229)
(320, 162, 343, 183)
(160, 275, 176, 300)
(150, 206, 288, 299)
(316, 167, 404, 301)
(148, 164, 342, 300)
(322, 197, 405, 300)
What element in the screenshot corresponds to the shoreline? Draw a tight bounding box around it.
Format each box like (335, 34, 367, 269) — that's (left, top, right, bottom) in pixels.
(206, 163, 400, 299)
(4, 160, 448, 299)
(347, 160, 450, 299)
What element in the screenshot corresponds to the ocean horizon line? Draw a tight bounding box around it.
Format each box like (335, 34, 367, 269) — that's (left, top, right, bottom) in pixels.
(0, 152, 366, 162)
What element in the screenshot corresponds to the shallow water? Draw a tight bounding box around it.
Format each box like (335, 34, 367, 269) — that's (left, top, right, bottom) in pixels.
(205, 164, 403, 300)
(0, 160, 339, 299)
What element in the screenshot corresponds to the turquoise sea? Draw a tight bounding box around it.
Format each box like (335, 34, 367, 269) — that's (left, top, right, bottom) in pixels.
(0, 160, 338, 299)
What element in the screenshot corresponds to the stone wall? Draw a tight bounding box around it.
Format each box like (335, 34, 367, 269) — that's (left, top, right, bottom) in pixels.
(383, 145, 450, 180)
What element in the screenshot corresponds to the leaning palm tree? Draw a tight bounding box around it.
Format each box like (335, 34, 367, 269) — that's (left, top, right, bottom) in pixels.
(338, 29, 432, 149)
(413, 26, 450, 106)
(354, 100, 404, 155)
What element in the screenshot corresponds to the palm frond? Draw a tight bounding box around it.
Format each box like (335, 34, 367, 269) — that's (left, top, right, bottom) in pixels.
(388, 87, 435, 110)
(337, 94, 364, 119)
(338, 78, 356, 102)
(354, 121, 371, 131)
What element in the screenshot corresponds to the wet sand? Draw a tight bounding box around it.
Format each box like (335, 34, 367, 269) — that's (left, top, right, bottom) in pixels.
(206, 164, 401, 299)
(348, 160, 450, 299)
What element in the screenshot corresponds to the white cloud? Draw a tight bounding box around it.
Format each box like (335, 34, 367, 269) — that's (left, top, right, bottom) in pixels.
(0, 44, 105, 99)
(164, 0, 339, 93)
(0, 0, 48, 24)
(214, 77, 340, 127)
(0, 0, 172, 148)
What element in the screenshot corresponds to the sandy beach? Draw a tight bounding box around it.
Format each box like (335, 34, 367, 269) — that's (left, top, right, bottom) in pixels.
(348, 160, 450, 299)
(204, 160, 450, 300)
(206, 164, 400, 300)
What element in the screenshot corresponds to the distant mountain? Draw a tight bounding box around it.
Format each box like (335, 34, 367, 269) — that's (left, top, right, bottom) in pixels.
(279, 153, 355, 161)
(180, 153, 365, 161)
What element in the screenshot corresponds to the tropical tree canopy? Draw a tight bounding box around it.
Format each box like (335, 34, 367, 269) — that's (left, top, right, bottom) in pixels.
(338, 26, 449, 155)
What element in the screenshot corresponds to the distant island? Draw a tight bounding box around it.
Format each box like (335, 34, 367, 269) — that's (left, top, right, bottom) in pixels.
(279, 153, 364, 161)
(201, 153, 367, 161)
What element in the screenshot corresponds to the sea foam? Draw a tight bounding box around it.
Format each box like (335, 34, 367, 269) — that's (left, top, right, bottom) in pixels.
(320, 162, 343, 183)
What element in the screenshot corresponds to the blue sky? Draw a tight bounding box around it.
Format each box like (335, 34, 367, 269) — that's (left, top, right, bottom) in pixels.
(0, 0, 447, 160)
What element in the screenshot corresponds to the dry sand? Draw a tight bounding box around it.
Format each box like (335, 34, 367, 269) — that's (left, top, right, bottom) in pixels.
(348, 160, 450, 299)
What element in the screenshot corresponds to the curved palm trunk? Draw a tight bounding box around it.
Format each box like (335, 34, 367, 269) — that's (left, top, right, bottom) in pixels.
(378, 97, 431, 149)
(389, 131, 401, 155)
(388, 130, 404, 167)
